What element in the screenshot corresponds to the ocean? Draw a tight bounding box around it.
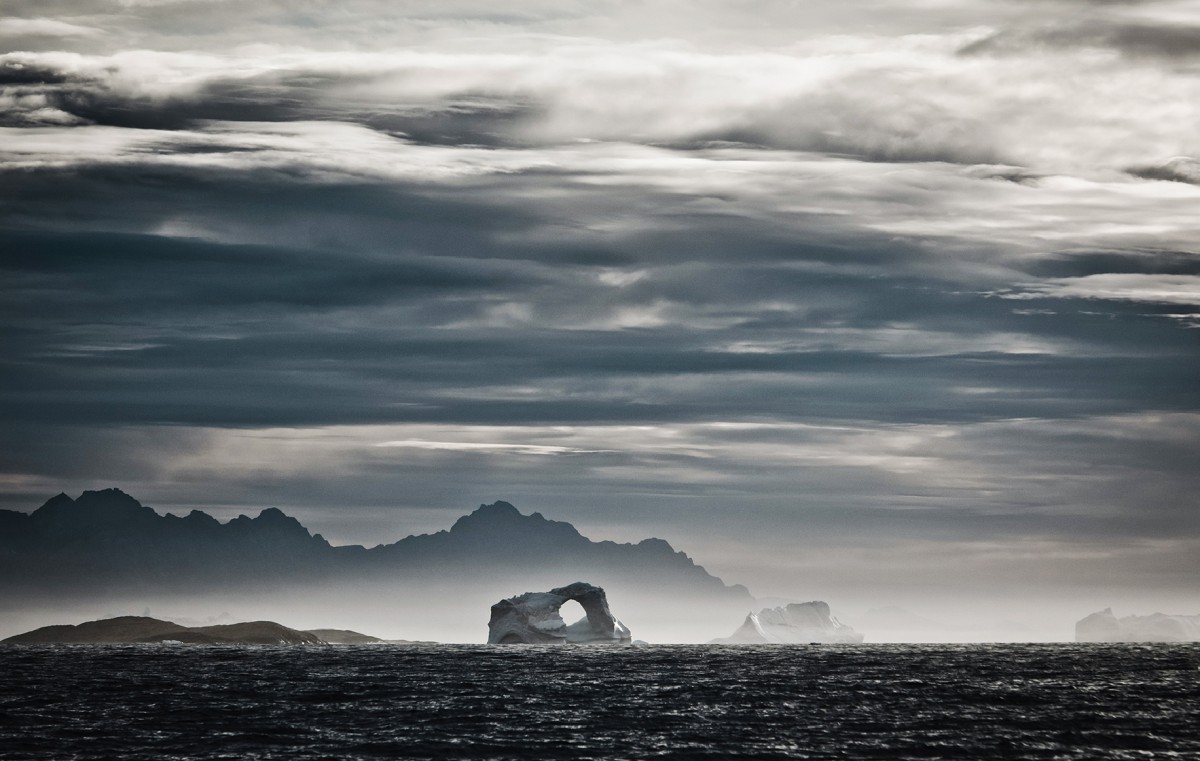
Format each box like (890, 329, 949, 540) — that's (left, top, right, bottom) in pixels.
(2, 644, 1197, 760)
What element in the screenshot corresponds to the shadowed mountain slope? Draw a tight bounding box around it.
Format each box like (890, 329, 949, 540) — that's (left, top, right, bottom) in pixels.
(0, 490, 751, 605)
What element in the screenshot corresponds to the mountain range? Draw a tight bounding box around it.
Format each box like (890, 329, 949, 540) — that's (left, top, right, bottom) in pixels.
(0, 489, 750, 604)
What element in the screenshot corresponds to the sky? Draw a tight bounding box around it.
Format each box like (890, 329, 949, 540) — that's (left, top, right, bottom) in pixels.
(1, 0, 1198, 628)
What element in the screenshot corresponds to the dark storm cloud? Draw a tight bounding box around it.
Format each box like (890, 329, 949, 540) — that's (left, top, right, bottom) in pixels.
(0, 60, 70, 85)
(0, 56, 525, 139)
(0, 164, 547, 266)
(0, 50, 543, 151)
(35, 79, 307, 132)
(3, 190, 1197, 432)
(961, 20, 1200, 60)
(2, 140, 1194, 438)
(1109, 22, 1200, 57)
(0, 333, 1166, 429)
(1128, 157, 1200, 185)
(1022, 248, 1200, 278)
(0, 156, 942, 275)
(0, 228, 533, 309)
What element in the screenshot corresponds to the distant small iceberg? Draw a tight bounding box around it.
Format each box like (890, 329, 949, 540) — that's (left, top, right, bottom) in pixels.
(711, 601, 863, 644)
(1076, 609, 1200, 643)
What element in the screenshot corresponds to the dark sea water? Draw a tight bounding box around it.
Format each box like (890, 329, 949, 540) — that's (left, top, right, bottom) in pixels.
(2, 644, 1198, 760)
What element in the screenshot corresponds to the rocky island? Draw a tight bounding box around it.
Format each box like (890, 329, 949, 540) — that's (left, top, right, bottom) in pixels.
(1, 616, 382, 645)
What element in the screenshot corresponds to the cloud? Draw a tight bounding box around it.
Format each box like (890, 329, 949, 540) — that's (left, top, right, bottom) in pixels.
(1000, 273, 1200, 305)
(375, 440, 613, 456)
(1129, 156, 1200, 185)
(0, 18, 103, 38)
(964, 18, 1200, 59)
(3, 31, 1199, 173)
(0, 120, 547, 179)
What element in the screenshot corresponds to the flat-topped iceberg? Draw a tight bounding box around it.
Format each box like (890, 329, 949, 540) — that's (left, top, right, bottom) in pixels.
(711, 601, 863, 644)
(1076, 609, 1200, 643)
(488, 581, 632, 645)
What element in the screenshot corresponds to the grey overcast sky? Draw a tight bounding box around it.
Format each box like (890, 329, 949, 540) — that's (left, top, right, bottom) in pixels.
(1, 0, 1198, 619)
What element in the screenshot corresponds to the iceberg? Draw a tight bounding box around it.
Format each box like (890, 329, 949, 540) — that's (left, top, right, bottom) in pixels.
(711, 601, 863, 644)
(1075, 608, 1200, 643)
(487, 581, 632, 645)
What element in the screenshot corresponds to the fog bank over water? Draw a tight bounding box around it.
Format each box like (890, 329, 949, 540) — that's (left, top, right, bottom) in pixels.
(4, 578, 1187, 644)
(0, 491, 1190, 644)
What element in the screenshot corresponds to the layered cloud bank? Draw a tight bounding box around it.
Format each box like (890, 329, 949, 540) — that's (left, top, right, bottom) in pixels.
(1, 0, 1197, 618)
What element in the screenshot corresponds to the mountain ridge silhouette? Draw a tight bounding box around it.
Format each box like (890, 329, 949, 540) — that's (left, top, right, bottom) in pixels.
(0, 489, 751, 603)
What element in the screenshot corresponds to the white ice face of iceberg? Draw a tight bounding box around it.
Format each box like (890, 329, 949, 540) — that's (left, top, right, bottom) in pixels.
(711, 601, 864, 644)
(487, 582, 633, 645)
(1076, 608, 1200, 643)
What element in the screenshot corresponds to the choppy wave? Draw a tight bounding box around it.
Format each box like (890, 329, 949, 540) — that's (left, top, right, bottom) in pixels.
(2, 643, 1197, 759)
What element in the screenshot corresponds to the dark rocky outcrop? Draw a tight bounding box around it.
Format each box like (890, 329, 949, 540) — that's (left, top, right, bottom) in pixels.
(1, 616, 323, 645)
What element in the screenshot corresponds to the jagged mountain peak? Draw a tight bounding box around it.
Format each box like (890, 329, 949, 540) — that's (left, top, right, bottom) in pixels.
(225, 507, 323, 543)
(183, 509, 220, 525)
(40, 488, 146, 513)
(31, 487, 156, 532)
(32, 492, 75, 515)
(78, 487, 138, 502)
(476, 500, 521, 516)
(637, 537, 674, 552)
(448, 500, 585, 543)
